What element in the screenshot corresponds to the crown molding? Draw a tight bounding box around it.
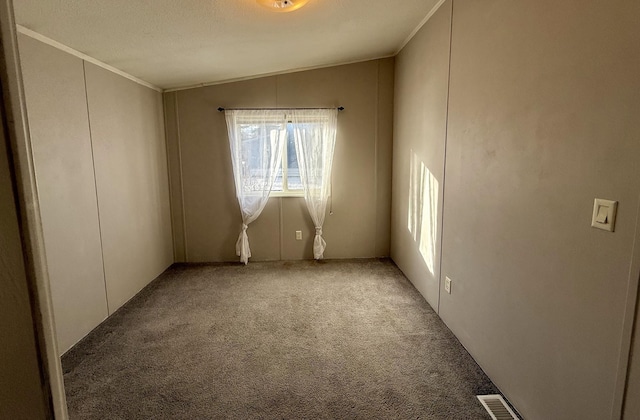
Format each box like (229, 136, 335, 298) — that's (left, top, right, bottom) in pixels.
(395, 0, 447, 55)
(163, 54, 395, 93)
(16, 25, 162, 92)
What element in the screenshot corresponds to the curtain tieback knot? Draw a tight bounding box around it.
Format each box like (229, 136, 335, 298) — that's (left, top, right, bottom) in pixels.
(315, 227, 323, 236)
(242, 223, 248, 231)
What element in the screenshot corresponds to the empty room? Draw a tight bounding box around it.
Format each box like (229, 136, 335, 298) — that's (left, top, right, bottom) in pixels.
(1, 0, 639, 419)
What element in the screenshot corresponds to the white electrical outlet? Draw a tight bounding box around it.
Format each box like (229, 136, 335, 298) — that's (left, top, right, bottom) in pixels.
(445, 276, 452, 294)
(295, 230, 302, 240)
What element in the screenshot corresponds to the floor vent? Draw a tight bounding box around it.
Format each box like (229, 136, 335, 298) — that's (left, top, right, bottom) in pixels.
(477, 394, 518, 420)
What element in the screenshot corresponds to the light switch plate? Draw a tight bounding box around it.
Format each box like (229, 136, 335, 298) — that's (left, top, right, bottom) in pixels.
(295, 230, 302, 240)
(445, 276, 452, 294)
(591, 199, 617, 232)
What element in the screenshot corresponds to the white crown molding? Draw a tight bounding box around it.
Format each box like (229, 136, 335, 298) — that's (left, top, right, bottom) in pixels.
(17, 0, 444, 94)
(16, 25, 162, 92)
(163, 54, 396, 93)
(395, 0, 447, 55)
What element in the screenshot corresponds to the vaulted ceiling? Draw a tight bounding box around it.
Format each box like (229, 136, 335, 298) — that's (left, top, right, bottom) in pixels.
(15, 0, 441, 89)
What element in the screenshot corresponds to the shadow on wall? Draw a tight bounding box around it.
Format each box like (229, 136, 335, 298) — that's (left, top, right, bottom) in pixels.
(408, 149, 439, 276)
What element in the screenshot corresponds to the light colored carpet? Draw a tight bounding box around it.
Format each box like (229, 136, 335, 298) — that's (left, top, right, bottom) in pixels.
(62, 259, 497, 419)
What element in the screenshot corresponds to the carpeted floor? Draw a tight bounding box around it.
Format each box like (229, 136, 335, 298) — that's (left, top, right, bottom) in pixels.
(62, 259, 498, 419)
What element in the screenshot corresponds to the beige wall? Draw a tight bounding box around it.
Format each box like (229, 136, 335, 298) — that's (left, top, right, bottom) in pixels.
(18, 35, 173, 353)
(391, 0, 640, 419)
(84, 63, 173, 311)
(624, 298, 640, 419)
(391, 2, 451, 310)
(0, 95, 48, 420)
(18, 33, 108, 354)
(164, 59, 394, 262)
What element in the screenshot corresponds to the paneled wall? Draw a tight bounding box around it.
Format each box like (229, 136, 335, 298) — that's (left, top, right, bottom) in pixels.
(164, 59, 394, 262)
(624, 299, 640, 419)
(18, 34, 173, 354)
(391, 3, 451, 311)
(84, 63, 173, 312)
(0, 91, 48, 420)
(391, 0, 640, 419)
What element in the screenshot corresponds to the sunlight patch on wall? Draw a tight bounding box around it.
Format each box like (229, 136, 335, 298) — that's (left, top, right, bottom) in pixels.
(407, 150, 439, 275)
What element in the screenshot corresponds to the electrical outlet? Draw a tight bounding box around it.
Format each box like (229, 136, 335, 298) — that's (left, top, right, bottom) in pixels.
(295, 230, 302, 240)
(445, 276, 452, 294)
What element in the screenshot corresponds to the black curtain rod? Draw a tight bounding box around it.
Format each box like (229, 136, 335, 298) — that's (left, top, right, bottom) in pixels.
(218, 106, 344, 112)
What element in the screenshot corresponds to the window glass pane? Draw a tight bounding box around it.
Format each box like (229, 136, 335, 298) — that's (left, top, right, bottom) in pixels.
(286, 124, 302, 190)
(239, 123, 283, 192)
(273, 166, 284, 191)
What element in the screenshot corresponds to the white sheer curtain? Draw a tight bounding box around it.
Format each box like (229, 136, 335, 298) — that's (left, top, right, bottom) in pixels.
(225, 110, 287, 264)
(291, 109, 338, 259)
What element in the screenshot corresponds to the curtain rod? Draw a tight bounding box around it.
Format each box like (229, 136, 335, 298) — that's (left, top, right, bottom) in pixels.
(217, 106, 344, 112)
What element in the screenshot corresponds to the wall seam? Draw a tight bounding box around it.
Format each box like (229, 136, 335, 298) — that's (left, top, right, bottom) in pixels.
(1, 8, 67, 416)
(395, 0, 449, 55)
(436, 0, 454, 315)
(81, 60, 110, 315)
(612, 191, 640, 419)
(276, 75, 284, 260)
(279, 198, 284, 260)
(161, 94, 178, 262)
(174, 92, 188, 262)
(17, 25, 161, 92)
(373, 60, 380, 257)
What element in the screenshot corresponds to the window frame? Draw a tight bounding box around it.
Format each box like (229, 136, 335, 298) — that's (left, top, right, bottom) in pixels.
(270, 122, 305, 198)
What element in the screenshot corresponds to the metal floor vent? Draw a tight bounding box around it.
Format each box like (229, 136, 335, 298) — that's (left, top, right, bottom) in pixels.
(477, 394, 518, 420)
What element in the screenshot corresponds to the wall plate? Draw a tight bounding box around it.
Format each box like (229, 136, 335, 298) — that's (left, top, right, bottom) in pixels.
(445, 276, 452, 294)
(591, 198, 617, 232)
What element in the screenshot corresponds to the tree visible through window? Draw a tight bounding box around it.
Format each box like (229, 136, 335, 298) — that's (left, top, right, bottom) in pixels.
(238, 121, 285, 193)
(272, 124, 303, 195)
(226, 108, 338, 263)
(237, 119, 328, 197)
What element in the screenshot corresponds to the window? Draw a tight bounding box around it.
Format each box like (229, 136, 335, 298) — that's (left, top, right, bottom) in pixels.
(272, 123, 304, 197)
(228, 110, 335, 200)
(226, 108, 337, 262)
(236, 119, 286, 194)
(237, 122, 304, 197)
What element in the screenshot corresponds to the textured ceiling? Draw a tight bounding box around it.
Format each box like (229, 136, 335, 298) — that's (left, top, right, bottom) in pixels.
(14, 0, 440, 89)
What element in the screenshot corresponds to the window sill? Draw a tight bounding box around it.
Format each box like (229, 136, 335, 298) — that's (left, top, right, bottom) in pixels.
(269, 191, 304, 198)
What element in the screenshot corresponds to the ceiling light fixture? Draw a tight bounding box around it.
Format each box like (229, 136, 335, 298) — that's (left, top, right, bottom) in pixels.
(256, 0, 310, 13)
